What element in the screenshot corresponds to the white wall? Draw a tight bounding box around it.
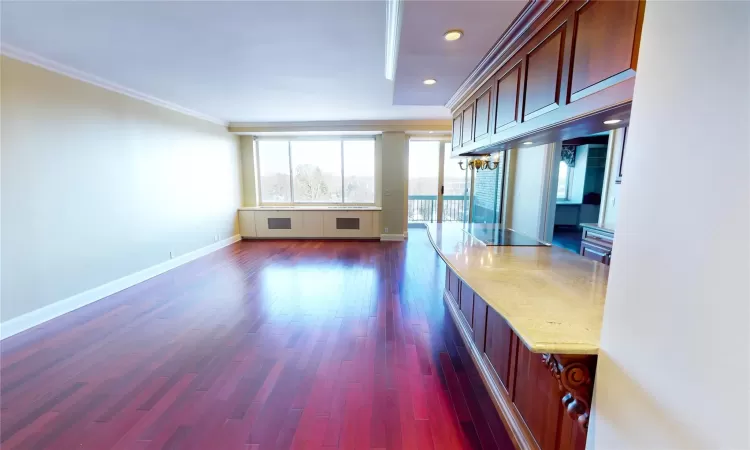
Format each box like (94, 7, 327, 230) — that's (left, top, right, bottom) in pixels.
(588, 2, 750, 449)
(1, 56, 242, 323)
(380, 132, 408, 236)
(239, 136, 258, 207)
(506, 144, 551, 239)
(600, 128, 625, 230)
(570, 144, 589, 203)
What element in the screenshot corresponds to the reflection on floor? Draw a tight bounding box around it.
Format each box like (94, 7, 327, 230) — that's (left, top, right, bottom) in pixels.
(0, 230, 513, 449)
(552, 226, 582, 254)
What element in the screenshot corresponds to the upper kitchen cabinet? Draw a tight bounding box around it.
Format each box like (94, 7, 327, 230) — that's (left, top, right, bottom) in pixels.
(451, 81, 493, 156)
(461, 103, 474, 146)
(494, 64, 522, 133)
(448, 0, 645, 155)
(452, 115, 462, 150)
(568, 1, 641, 102)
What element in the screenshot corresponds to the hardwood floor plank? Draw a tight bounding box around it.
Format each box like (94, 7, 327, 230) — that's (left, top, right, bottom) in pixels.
(0, 230, 513, 449)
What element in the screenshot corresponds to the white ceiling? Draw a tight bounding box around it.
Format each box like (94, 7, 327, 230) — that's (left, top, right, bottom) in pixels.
(1, 0, 526, 124)
(394, 0, 527, 106)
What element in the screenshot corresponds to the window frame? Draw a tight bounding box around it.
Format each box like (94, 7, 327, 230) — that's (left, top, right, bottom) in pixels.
(255, 136, 377, 206)
(556, 160, 574, 201)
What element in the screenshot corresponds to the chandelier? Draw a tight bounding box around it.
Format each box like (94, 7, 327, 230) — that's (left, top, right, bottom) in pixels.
(458, 153, 501, 171)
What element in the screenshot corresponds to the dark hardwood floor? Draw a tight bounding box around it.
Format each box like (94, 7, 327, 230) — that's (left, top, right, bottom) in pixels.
(0, 229, 513, 450)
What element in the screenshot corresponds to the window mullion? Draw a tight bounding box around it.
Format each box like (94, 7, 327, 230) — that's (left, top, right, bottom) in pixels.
(288, 140, 294, 204)
(341, 140, 345, 204)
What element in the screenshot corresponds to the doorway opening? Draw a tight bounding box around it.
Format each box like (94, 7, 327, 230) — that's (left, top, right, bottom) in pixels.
(550, 133, 610, 252)
(407, 140, 469, 224)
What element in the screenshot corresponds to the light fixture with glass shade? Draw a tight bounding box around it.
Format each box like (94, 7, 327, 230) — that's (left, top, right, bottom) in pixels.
(458, 153, 501, 171)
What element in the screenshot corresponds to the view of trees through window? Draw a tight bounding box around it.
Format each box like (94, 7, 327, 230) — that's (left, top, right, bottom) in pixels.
(258, 140, 291, 202)
(258, 139, 375, 204)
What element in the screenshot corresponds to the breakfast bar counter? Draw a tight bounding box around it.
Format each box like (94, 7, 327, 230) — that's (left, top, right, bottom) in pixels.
(426, 223, 608, 355)
(426, 223, 609, 450)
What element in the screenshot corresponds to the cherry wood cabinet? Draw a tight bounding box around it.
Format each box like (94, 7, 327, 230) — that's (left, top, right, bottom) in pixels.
(485, 307, 514, 391)
(443, 266, 595, 450)
(451, 0, 645, 156)
(460, 282, 475, 328)
(579, 224, 614, 265)
(580, 241, 610, 265)
(472, 295, 489, 352)
(513, 344, 566, 450)
(461, 104, 475, 146)
(473, 87, 493, 144)
(495, 64, 522, 133)
(522, 26, 565, 121)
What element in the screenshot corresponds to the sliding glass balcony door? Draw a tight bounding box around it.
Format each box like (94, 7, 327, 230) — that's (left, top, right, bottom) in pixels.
(407, 141, 469, 223)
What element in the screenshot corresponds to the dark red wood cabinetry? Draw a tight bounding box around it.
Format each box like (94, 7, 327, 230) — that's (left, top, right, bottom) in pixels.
(579, 224, 614, 265)
(485, 308, 514, 391)
(451, 0, 645, 156)
(443, 266, 595, 450)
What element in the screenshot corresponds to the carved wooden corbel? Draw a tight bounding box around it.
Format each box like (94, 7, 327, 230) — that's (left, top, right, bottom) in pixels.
(542, 353, 595, 431)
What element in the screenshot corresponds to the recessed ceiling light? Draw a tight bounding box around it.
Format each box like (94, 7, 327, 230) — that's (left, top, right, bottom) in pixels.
(444, 30, 463, 41)
(603, 119, 622, 125)
(428, 131, 434, 134)
(523, 141, 533, 145)
(423, 78, 437, 85)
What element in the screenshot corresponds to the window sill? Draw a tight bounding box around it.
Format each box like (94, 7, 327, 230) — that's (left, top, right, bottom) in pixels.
(239, 206, 382, 211)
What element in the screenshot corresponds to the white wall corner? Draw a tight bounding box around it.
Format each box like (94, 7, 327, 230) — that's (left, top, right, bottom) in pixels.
(0, 235, 241, 340)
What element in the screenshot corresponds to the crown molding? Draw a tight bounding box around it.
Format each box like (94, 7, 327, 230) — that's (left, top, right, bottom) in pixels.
(446, 0, 564, 111)
(1, 44, 228, 127)
(228, 119, 452, 134)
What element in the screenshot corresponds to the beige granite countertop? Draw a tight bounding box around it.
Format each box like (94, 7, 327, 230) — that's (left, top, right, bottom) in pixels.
(427, 223, 608, 355)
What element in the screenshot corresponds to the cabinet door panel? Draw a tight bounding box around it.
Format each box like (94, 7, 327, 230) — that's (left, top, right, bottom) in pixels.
(485, 308, 513, 391)
(323, 211, 372, 238)
(302, 211, 324, 237)
(459, 282, 474, 329)
(569, 0, 640, 101)
(461, 105, 474, 145)
(448, 269, 461, 306)
(580, 241, 610, 265)
(452, 115, 462, 149)
(473, 88, 492, 141)
(472, 296, 489, 353)
(254, 211, 303, 238)
(523, 26, 565, 121)
(512, 344, 563, 450)
(238, 211, 257, 238)
(495, 64, 521, 132)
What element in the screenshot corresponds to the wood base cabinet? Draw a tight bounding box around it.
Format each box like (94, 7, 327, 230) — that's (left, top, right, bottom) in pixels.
(443, 266, 595, 450)
(238, 209, 381, 239)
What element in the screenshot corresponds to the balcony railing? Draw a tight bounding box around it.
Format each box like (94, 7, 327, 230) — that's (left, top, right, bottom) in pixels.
(408, 195, 465, 223)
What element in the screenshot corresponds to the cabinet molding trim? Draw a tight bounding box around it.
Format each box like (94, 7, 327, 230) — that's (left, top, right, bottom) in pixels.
(447, 0, 566, 111)
(569, 69, 635, 103)
(542, 353, 595, 431)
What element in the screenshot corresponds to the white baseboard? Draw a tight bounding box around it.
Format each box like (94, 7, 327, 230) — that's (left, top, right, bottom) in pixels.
(380, 233, 406, 241)
(0, 235, 241, 340)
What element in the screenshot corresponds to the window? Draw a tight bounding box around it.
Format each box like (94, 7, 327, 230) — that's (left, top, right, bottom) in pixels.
(258, 140, 292, 203)
(343, 141, 375, 203)
(291, 141, 342, 202)
(557, 161, 572, 200)
(257, 138, 376, 204)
